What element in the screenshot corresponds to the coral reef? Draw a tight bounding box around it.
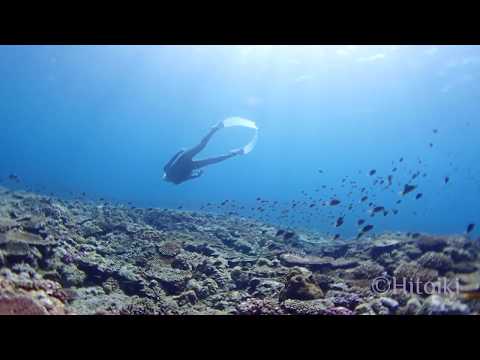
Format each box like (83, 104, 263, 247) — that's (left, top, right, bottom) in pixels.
(0, 187, 479, 315)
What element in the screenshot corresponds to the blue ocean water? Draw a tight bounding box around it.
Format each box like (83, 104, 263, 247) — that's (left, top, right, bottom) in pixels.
(0, 45, 479, 239)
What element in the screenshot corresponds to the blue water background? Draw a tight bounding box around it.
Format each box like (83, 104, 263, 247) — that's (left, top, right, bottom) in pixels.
(0, 45, 479, 238)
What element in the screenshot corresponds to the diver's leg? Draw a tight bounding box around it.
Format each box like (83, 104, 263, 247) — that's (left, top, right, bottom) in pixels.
(192, 153, 237, 169)
(182, 122, 224, 160)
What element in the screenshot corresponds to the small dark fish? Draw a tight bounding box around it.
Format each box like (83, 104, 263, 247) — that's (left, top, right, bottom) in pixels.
(466, 223, 476, 234)
(399, 157, 404, 162)
(444, 176, 450, 184)
(333, 234, 340, 240)
(357, 219, 365, 226)
(387, 175, 393, 186)
(329, 199, 341, 206)
(369, 169, 376, 176)
(348, 204, 353, 210)
(429, 143, 433, 148)
(362, 224, 374, 233)
(383, 211, 389, 216)
(372, 206, 385, 213)
(433, 129, 438, 134)
(309, 203, 315, 208)
(335, 217, 344, 227)
(396, 200, 402, 204)
(318, 169, 323, 173)
(8, 174, 20, 182)
(392, 209, 399, 215)
(275, 229, 285, 237)
(401, 184, 417, 196)
(415, 193, 423, 200)
(361, 196, 368, 202)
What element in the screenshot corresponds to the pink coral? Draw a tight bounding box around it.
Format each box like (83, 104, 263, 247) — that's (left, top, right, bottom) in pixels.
(0, 295, 48, 315)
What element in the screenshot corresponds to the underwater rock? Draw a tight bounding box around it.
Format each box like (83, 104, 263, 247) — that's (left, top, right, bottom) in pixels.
(102, 277, 121, 294)
(68, 286, 133, 315)
(0, 216, 19, 233)
(197, 259, 232, 290)
(256, 257, 273, 267)
(399, 297, 423, 315)
(115, 265, 145, 295)
(417, 252, 454, 273)
(325, 290, 363, 310)
(369, 239, 401, 257)
(354, 303, 375, 315)
(318, 243, 350, 258)
(0, 268, 68, 315)
(79, 221, 104, 237)
(281, 299, 334, 315)
(417, 235, 448, 252)
(235, 298, 284, 315)
(451, 262, 478, 273)
(183, 242, 217, 257)
(351, 261, 385, 279)
(228, 256, 265, 268)
(0, 294, 49, 315)
(323, 306, 354, 315)
(419, 295, 470, 315)
(75, 254, 114, 282)
(404, 244, 423, 260)
(145, 266, 191, 295)
(208, 291, 249, 312)
(185, 278, 218, 300)
(2, 241, 43, 267)
(331, 257, 359, 269)
(157, 241, 183, 258)
(393, 261, 439, 286)
(58, 263, 87, 287)
(226, 239, 255, 255)
(175, 290, 198, 306)
(1, 187, 478, 315)
(249, 279, 284, 298)
(171, 251, 203, 271)
(312, 273, 336, 292)
(231, 266, 251, 289)
(279, 269, 324, 302)
(279, 253, 335, 271)
(118, 296, 180, 315)
(380, 297, 400, 312)
(0, 229, 55, 247)
(444, 247, 476, 263)
(370, 299, 391, 315)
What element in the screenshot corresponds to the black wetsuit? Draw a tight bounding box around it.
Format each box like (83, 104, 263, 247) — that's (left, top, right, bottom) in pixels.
(163, 125, 240, 185)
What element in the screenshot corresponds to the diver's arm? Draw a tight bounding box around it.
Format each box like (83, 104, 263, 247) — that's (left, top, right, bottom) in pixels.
(164, 150, 184, 172)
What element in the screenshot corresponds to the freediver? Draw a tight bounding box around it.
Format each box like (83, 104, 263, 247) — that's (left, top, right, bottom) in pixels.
(163, 122, 244, 185)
